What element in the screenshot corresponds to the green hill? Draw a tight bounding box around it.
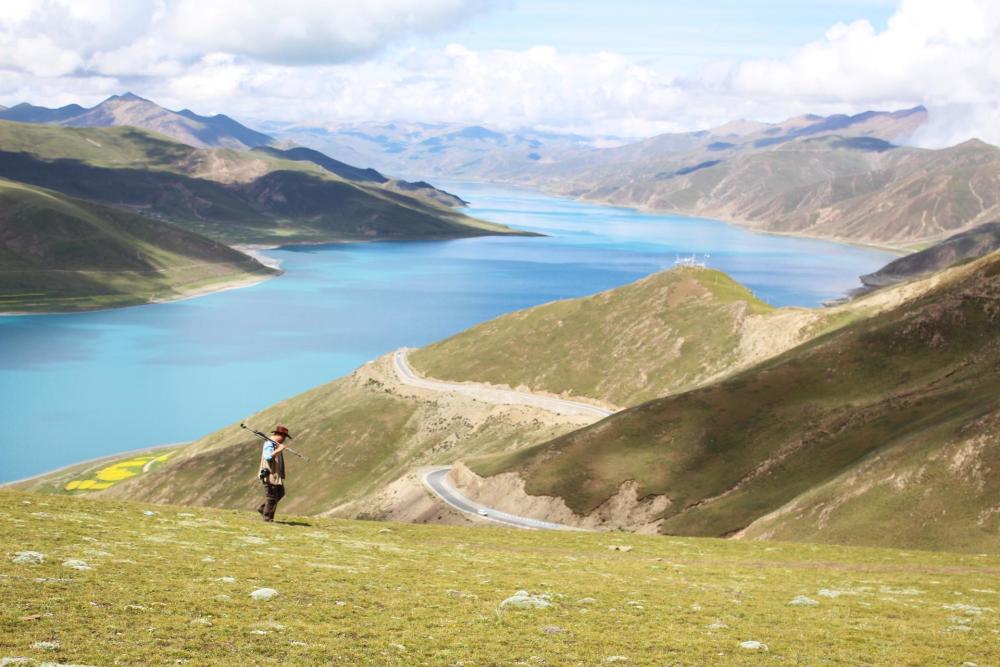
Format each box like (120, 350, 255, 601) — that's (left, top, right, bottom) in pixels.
(0, 179, 276, 313)
(0, 121, 526, 245)
(411, 267, 873, 407)
(1, 489, 996, 665)
(467, 251, 1000, 552)
(18, 354, 591, 519)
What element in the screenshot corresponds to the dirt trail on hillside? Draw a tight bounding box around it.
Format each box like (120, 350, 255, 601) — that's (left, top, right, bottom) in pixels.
(318, 353, 603, 523)
(393, 349, 618, 417)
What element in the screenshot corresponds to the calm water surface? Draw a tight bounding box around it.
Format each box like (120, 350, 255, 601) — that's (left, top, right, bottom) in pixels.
(0, 182, 896, 481)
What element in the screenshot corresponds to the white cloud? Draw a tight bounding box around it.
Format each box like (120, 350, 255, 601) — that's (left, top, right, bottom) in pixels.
(167, 0, 499, 65)
(720, 0, 1000, 145)
(0, 0, 497, 78)
(0, 0, 998, 147)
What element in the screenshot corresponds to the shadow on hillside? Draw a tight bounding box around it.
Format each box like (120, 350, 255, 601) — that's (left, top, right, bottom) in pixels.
(274, 519, 312, 527)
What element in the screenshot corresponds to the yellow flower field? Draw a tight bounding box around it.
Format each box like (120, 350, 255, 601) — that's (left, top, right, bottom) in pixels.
(64, 451, 175, 491)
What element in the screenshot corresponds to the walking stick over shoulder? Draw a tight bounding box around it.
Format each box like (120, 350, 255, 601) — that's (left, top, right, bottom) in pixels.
(240, 423, 311, 462)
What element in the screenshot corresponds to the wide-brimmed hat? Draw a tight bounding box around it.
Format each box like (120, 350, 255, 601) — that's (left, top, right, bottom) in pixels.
(271, 425, 292, 439)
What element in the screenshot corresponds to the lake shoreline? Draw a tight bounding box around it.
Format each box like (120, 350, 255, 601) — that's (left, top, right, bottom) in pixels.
(4, 442, 188, 488)
(0, 229, 541, 318)
(454, 177, 911, 255)
(4, 181, 897, 483)
(0, 266, 281, 318)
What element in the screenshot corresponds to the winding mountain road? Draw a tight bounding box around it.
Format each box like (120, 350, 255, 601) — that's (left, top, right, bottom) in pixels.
(392, 348, 615, 530)
(421, 467, 581, 531)
(392, 349, 615, 418)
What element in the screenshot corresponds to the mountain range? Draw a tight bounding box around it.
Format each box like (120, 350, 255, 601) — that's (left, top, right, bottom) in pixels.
(15, 96, 1000, 249)
(0, 120, 524, 245)
(497, 107, 1000, 249)
(275, 106, 1000, 250)
(0, 92, 274, 150)
(261, 119, 627, 180)
(0, 96, 529, 311)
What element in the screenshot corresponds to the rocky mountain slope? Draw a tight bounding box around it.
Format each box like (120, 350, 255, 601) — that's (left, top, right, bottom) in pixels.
(0, 93, 273, 150)
(464, 251, 1000, 551)
(271, 106, 1000, 249)
(498, 108, 1000, 248)
(0, 178, 276, 312)
(0, 120, 525, 245)
(860, 221, 1000, 288)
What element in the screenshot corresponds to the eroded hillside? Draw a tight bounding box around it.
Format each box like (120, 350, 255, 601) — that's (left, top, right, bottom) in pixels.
(463, 252, 1000, 551)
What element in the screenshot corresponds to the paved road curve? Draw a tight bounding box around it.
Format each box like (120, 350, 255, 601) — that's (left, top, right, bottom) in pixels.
(395, 348, 614, 531)
(421, 467, 583, 531)
(392, 349, 616, 418)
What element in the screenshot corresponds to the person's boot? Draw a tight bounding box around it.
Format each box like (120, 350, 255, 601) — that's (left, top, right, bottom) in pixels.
(256, 503, 265, 516)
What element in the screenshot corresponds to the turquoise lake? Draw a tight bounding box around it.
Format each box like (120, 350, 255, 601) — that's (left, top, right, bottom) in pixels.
(0, 182, 896, 482)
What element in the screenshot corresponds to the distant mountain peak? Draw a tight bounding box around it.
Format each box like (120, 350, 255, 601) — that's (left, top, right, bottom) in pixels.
(0, 93, 273, 150)
(955, 137, 994, 149)
(893, 105, 928, 117)
(105, 92, 149, 104)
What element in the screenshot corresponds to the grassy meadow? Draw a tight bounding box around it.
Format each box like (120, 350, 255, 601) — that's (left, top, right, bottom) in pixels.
(1, 489, 997, 666)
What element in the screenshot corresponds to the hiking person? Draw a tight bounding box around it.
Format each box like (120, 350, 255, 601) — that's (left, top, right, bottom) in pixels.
(256, 425, 292, 522)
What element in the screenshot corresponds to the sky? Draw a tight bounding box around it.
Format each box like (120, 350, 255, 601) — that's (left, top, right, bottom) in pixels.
(0, 0, 997, 145)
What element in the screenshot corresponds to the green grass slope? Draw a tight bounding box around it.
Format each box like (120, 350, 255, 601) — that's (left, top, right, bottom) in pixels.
(0, 179, 276, 312)
(23, 265, 906, 519)
(0, 121, 525, 245)
(2, 489, 997, 665)
(411, 267, 868, 407)
(470, 252, 1000, 552)
(64, 356, 584, 515)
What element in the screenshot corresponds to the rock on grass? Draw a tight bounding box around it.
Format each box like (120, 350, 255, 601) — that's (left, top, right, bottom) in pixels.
(31, 641, 60, 651)
(740, 640, 768, 651)
(10, 551, 44, 565)
(62, 559, 92, 571)
(500, 591, 552, 609)
(789, 595, 819, 606)
(250, 588, 278, 601)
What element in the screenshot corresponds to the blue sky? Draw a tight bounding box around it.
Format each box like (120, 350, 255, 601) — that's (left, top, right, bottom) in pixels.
(413, 1, 898, 70)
